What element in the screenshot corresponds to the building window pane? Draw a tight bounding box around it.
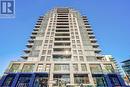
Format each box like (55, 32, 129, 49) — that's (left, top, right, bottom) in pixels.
(37, 64, 43, 72)
(81, 64, 87, 71)
(79, 56, 84, 61)
(54, 64, 69, 71)
(40, 56, 45, 61)
(30, 50, 40, 57)
(90, 64, 102, 74)
(9, 64, 20, 72)
(73, 56, 78, 61)
(22, 64, 35, 72)
(46, 56, 51, 61)
(74, 74, 89, 84)
(104, 64, 114, 73)
(73, 64, 78, 71)
(42, 50, 46, 55)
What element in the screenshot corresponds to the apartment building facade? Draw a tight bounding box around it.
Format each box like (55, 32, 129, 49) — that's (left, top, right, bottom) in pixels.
(0, 8, 126, 87)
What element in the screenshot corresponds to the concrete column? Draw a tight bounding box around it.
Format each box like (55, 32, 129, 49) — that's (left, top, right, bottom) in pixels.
(70, 63, 74, 84)
(49, 63, 54, 87)
(86, 63, 94, 85)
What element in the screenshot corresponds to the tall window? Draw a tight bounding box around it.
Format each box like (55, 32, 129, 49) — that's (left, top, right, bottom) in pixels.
(73, 64, 78, 71)
(81, 64, 87, 71)
(93, 75, 107, 87)
(37, 64, 43, 72)
(90, 64, 102, 74)
(104, 64, 114, 73)
(9, 63, 20, 72)
(22, 64, 35, 72)
(74, 74, 89, 84)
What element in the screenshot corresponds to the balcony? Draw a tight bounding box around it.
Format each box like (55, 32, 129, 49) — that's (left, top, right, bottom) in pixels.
(57, 20, 69, 22)
(53, 51, 71, 55)
(23, 49, 31, 53)
(91, 43, 99, 47)
(56, 23, 69, 25)
(56, 29, 69, 32)
(55, 38, 70, 41)
(33, 28, 39, 31)
(32, 31, 38, 35)
(85, 26, 91, 28)
(30, 35, 36, 39)
(28, 39, 34, 43)
(21, 54, 29, 59)
(89, 35, 95, 38)
(95, 54, 104, 58)
(35, 25, 40, 28)
(86, 28, 92, 31)
(55, 33, 70, 36)
(54, 42, 70, 46)
(90, 38, 97, 42)
(93, 48, 101, 53)
(26, 43, 33, 48)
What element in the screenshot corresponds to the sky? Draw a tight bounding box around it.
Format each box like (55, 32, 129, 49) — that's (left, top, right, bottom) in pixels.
(0, 0, 130, 75)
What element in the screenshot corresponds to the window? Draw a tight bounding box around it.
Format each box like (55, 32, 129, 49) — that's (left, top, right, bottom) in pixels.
(30, 50, 40, 57)
(45, 64, 51, 72)
(43, 44, 47, 49)
(22, 64, 35, 72)
(81, 64, 87, 71)
(90, 64, 102, 73)
(78, 50, 83, 55)
(73, 64, 78, 71)
(77, 40, 80, 43)
(54, 64, 69, 71)
(74, 74, 89, 84)
(33, 76, 48, 87)
(48, 45, 52, 48)
(46, 56, 51, 61)
(53, 74, 70, 86)
(42, 50, 46, 55)
(104, 64, 114, 73)
(16, 75, 31, 87)
(109, 75, 121, 86)
(73, 50, 77, 54)
(53, 55, 71, 61)
(47, 50, 52, 55)
(37, 64, 43, 72)
(79, 56, 84, 61)
(72, 40, 75, 43)
(76, 36, 79, 39)
(77, 45, 81, 49)
(2, 75, 15, 87)
(40, 56, 45, 61)
(34, 40, 43, 46)
(50, 40, 53, 43)
(72, 45, 76, 48)
(73, 56, 78, 61)
(45, 40, 48, 43)
(93, 75, 107, 87)
(9, 64, 20, 72)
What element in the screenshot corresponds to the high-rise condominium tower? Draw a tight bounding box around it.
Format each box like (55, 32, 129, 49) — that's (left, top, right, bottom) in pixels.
(0, 8, 126, 87)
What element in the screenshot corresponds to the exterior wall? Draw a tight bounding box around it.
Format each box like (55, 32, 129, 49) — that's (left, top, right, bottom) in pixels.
(0, 8, 126, 87)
